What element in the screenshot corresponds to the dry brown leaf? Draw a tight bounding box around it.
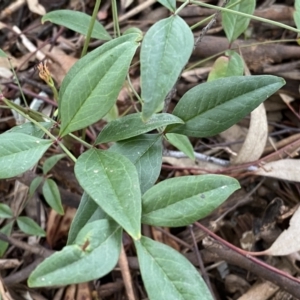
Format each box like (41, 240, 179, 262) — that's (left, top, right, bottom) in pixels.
(41, 44, 78, 86)
(253, 159, 300, 182)
(219, 124, 248, 154)
(264, 206, 300, 256)
(26, 0, 46, 15)
(232, 103, 267, 164)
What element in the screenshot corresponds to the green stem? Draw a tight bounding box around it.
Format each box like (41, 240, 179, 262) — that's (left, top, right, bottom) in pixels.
(81, 0, 102, 57)
(3, 97, 77, 163)
(69, 133, 92, 149)
(174, 0, 190, 15)
(8, 58, 28, 108)
(190, 0, 241, 30)
(111, 0, 120, 37)
(188, 0, 300, 34)
(186, 38, 298, 71)
(126, 74, 143, 104)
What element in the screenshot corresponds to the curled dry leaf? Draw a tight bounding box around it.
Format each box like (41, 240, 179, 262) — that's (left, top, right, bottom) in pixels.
(253, 159, 300, 182)
(232, 103, 268, 164)
(26, 0, 46, 15)
(264, 205, 300, 256)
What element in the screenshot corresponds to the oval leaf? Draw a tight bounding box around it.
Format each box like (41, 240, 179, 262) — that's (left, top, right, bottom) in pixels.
(59, 34, 140, 137)
(165, 133, 195, 160)
(141, 15, 194, 120)
(96, 113, 183, 144)
(17, 216, 46, 237)
(28, 219, 122, 287)
(110, 134, 163, 194)
(142, 175, 240, 227)
(157, 0, 176, 12)
(222, 0, 256, 43)
(0, 204, 13, 219)
(75, 149, 141, 239)
(0, 133, 51, 179)
(42, 179, 64, 215)
(0, 223, 13, 257)
(5, 122, 53, 138)
(42, 10, 111, 40)
(166, 75, 285, 137)
(43, 154, 66, 175)
(135, 236, 213, 300)
(67, 192, 107, 245)
(207, 51, 244, 81)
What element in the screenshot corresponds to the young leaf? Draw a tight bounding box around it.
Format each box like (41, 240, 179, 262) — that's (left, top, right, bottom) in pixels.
(95, 113, 183, 144)
(222, 0, 256, 43)
(42, 10, 111, 40)
(43, 154, 66, 174)
(29, 176, 43, 197)
(141, 15, 194, 120)
(4, 122, 53, 138)
(59, 33, 140, 137)
(28, 219, 122, 287)
(42, 179, 64, 215)
(207, 51, 244, 81)
(135, 236, 213, 300)
(264, 206, 300, 256)
(0, 204, 13, 219)
(157, 0, 176, 12)
(166, 75, 285, 137)
(17, 216, 46, 237)
(142, 175, 240, 227)
(0, 222, 13, 257)
(165, 133, 195, 160)
(75, 149, 141, 239)
(110, 134, 163, 194)
(67, 192, 107, 245)
(0, 133, 52, 179)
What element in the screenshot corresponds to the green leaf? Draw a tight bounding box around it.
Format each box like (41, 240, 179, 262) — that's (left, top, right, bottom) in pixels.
(222, 0, 256, 43)
(17, 216, 46, 237)
(0, 49, 7, 57)
(294, 0, 300, 29)
(0, 222, 13, 257)
(102, 104, 119, 123)
(0, 204, 13, 219)
(135, 236, 213, 300)
(28, 219, 122, 287)
(166, 75, 285, 137)
(67, 192, 107, 245)
(110, 134, 163, 194)
(43, 154, 66, 174)
(59, 34, 140, 137)
(142, 175, 240, 227)
(157, 0, 176, 12)
(165, 133, 195, 160)
(95, 113, 183, 144)
(42, 179, 64, 215)
(0, 133, 52, 179)
(207, 51, 244, 81)
(29, 176, 43, 197)
(42, 10, 111, 40)
(141, 15, 194, 120)
(75, 149, 141, 239)
(5, 122, 53, 138)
